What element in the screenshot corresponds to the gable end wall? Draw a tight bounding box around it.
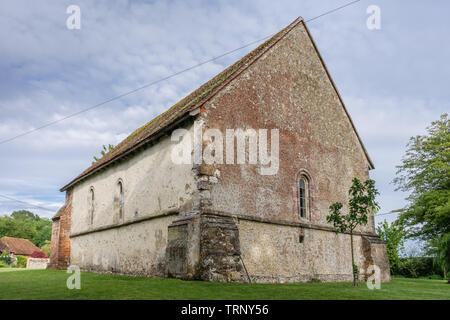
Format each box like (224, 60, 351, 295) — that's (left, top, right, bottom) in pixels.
(190, 21, 389, 282)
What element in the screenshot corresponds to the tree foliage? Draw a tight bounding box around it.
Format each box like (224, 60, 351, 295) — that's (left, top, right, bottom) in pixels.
(11, 210, 40, 221)
(0, 251, 12, 265)
(376, 220, 406, 272)
(40, 240, 51, 258)
(393, 113, 449, 281)
(15, 255, 27, 268)
(30, 250, 47, 258)
(327, 178, 379, 233)
(327, 178, 379, 286)
(393, 113, 450, 240)
(0, 210, 52, 247)
(426, 233, 450, 281)
(92, 144, 115, 164)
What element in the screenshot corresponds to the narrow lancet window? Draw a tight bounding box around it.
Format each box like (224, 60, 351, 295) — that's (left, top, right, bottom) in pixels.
(299, 176, 309, 218)
(89, 187, 95, 225)
(118, 181, 123, 219)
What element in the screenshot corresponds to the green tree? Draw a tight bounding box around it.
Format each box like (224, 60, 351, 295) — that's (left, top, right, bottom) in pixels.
(426, 233, 450, 282)
(31, 218, 52, 247)
(15, 255, 27, 268)
(11, 210, 39, 221)
(393, 113, 449, 240)
(376, 219, 406, 272)
(40, 240, 51, 258)
(393, 113, 449, 282)
(0, 210, 52, 247)
(0, 216, 35, 240)
(327, 178, 379, 287)
(92, 144, 115, 164)
(0, 251, 12, 265)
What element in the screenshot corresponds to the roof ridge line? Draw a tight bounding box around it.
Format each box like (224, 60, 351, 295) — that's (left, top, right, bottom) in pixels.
(61, 17, 304, 191)
(188, 16, 304, 113)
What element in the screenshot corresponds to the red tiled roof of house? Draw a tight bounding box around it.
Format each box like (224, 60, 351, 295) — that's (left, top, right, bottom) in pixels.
(0, 236, 41, 256)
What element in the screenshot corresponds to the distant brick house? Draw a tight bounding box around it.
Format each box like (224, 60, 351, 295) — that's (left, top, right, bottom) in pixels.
(50, 17, 390, 282)
(0, 236, 40, 257)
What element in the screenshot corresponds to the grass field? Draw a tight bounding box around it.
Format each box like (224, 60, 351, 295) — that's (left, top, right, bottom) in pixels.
(0, 269, 449, 300)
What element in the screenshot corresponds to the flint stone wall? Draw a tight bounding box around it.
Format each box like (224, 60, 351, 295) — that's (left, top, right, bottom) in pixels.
(166, 213, 244, 282)
(27, 258, 49, 269)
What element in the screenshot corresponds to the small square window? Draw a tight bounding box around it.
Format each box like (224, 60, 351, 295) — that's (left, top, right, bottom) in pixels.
(299, 234, 305, 243)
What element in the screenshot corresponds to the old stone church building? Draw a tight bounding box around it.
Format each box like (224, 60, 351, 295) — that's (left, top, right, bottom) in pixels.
(50, 17, 390, 282)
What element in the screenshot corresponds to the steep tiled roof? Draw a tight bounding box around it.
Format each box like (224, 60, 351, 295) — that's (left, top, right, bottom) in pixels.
(61, 17, 305, 191)
(61, 16, 374, 191)
(0, 236, 41, 256)
(53, 203, 67, 220)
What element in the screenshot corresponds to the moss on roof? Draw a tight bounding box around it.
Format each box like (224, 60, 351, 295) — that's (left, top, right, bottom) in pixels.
(61, 17, 304, 191)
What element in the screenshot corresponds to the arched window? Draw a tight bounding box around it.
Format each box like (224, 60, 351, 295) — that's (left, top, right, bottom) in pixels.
(118, 180, 124, 220)
(89, 187, 95, 225)
(299, 175, 309, 218)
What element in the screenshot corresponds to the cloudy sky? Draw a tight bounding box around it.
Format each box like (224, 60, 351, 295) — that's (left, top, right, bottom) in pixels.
(0, 0, 448, 241)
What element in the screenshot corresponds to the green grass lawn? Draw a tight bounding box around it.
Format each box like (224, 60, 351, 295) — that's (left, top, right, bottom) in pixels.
(0, 269, 448, 300)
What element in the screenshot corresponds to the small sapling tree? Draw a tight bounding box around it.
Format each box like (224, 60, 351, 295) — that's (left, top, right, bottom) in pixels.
(326, 178, 379, 287)
(92, 144, 115, 164)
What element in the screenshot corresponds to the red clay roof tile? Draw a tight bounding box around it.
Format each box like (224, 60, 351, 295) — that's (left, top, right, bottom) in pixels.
(0, 236, 41, 256)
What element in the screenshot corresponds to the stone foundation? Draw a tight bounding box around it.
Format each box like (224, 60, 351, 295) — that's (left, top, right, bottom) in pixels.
(361, 235, 391, 282)
(166, 212, 390, 283)
(70, 214, 177, 277)
(199, 214, 244, 282)
(166, 213, 245, 282)
(166, 215, 201, 279)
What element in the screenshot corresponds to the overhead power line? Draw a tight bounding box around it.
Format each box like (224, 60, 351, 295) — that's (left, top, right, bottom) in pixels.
(376, 211, 401, 217)
(0, 0, 361, 146)
(0, 194, 57, 212)
(306, 0, 361, 23)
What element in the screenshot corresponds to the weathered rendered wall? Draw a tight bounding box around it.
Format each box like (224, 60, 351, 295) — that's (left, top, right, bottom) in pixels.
(192, 20, 389, 282)
(71, 124, 197, 235)
(71, 215, 177, 276)
(238, 220, 366, 282)
(69, 123, 197, 275)
(166, 214, 202, 279)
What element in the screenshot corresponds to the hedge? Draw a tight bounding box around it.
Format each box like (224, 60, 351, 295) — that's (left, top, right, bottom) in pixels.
(392, 257, 442, 278)
(15, 255, 27, 268)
